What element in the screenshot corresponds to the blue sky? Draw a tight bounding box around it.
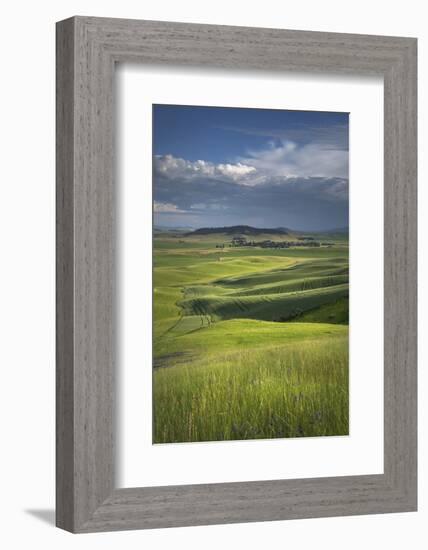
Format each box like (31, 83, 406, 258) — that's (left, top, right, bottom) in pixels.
(153, 104, 349, 231)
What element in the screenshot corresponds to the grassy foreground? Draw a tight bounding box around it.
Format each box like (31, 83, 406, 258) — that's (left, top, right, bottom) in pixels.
(153, 232, 349, 443)
(154, 335, 348, 443)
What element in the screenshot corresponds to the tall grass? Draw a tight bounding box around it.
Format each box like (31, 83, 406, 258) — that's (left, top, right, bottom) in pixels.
(153, 339, 348, 443)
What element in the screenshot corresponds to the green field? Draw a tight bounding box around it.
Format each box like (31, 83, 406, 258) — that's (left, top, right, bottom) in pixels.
(153, 231, 349, 443)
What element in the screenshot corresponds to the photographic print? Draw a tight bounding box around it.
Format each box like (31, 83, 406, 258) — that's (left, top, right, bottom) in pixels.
(152, 104, 349, 444)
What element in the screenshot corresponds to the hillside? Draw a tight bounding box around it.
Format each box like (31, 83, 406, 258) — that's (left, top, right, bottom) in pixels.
(152, 234, 349, 443)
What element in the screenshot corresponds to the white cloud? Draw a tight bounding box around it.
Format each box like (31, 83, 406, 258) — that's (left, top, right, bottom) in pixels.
(153, 201, 187, 213)
(154, 154, 256, 183)
(216, 123, 349, 151)
(216, 162, 256, 180)
(154, 136, 348, 192)
(239, 140, 348, 180)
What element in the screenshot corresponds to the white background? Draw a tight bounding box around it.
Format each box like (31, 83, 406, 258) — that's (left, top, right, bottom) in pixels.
(0, 1, 425, 549)
(118, 67, 384, 487)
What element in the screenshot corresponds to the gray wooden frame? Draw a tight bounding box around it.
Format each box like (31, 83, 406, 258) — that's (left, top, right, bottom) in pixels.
(56, 16, 417, 533)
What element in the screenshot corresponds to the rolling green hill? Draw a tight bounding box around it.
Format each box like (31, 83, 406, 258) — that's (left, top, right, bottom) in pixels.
(180, 283, 349, 323)
(152, 228, 349, 443)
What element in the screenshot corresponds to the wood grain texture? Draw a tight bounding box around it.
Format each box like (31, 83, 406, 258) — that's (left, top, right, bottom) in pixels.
(56, 16, 417, 533)
(56, 18, 75, 532)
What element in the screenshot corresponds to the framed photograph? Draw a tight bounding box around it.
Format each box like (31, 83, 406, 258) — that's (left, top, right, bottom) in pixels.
(56, 16, 417, 532)
(151, 103, 350, 445)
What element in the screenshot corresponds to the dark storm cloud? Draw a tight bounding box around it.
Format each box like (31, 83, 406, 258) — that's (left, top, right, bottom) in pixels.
(153, 170, 348, 231)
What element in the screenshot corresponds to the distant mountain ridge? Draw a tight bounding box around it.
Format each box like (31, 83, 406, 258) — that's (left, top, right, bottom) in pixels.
(186, 225, 291, 236)
(154, 225, 194, 233)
